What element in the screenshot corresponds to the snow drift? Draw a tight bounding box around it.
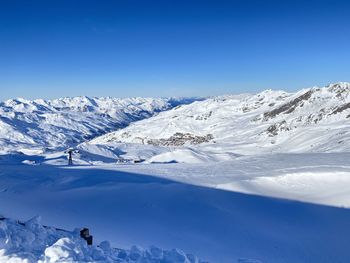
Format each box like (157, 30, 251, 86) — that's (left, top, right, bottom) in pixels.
(0, 216, 205, 263)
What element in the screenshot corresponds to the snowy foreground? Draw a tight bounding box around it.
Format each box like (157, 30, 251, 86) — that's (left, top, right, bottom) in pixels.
(1, 152, 350, 263)
(0, 216, 204, 263)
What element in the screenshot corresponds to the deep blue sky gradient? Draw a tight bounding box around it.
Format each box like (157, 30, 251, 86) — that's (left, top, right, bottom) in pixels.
(1, 0, 350, 100)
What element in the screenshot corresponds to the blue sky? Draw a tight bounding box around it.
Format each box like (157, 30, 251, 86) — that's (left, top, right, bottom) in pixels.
(1, 0, 350, 100)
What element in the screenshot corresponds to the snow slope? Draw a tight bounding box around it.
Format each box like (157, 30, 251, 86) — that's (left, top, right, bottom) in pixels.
(1, 153, 350, 262)
(90, 82, 350, 159)
(0, 96, 198, 153)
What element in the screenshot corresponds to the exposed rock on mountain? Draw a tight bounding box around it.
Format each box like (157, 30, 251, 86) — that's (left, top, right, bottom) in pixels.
(263, 89, 314, 120)
(91, 82, 350, 154)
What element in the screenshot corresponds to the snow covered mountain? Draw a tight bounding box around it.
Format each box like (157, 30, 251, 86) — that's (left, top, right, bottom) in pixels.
(4, 82, 350, 159)
(2, 83, 350, 263)
(0, 96, 198, 153)
(90, 82, 350, 160)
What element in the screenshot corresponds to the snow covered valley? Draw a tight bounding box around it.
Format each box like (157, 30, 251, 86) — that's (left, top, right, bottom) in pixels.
(1, 83, 350, 262)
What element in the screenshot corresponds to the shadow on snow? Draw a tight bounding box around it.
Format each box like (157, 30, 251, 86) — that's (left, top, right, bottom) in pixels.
(0, 163, 350, 263)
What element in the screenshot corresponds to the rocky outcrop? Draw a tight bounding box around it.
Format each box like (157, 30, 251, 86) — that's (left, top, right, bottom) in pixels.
(263, 90, 314, 120)
(330, 102, 350, 115)
(266, 121, 290, 136)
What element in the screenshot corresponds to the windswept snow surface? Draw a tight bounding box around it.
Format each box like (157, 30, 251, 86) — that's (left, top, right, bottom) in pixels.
(1, 152, 350, 262)
(0, 96, 198, 153)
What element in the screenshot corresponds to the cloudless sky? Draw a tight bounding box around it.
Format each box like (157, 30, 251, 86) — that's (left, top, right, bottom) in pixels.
(1, 0, 350, 100)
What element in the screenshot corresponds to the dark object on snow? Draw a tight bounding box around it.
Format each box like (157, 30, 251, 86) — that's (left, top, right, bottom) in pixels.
(64, 148, 79, 166)
(80, 228, 93, 245)
(68, 149, 73, 165)
(116, 158, 132, 164)
(134, 159, 145, 163)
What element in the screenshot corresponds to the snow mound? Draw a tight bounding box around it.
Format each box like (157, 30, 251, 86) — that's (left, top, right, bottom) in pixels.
(0, 216, 206, 263)
(77, 142, 169, 165)
(148, 149, 211, 164)
(148, 148, 237, 164)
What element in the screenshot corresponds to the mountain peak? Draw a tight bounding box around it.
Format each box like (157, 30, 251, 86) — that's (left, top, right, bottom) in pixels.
(325, 82, 350, 94)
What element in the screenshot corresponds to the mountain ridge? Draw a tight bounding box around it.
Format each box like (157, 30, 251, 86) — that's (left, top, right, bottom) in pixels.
(89, 82, 350, 157)
(0, 96, 199, 153)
